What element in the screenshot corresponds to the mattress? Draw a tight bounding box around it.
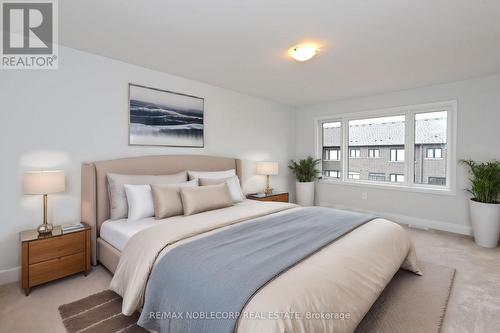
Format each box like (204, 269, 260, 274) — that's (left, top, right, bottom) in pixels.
(100, 200, 262, 251)
(100, 217, 158, 251)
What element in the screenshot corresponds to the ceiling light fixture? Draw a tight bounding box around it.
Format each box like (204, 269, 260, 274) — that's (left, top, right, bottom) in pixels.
(288, 44, 319, 62)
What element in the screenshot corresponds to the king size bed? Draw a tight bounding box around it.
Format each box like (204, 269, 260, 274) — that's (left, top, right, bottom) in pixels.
(81, 155, 421, 333)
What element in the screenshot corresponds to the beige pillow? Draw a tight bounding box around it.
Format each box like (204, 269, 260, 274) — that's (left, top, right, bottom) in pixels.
(151, 179, 198, 219)
(180, 183, 233, 216)
(187, 169, 236, 180)
(107, 171, 187, 220)
(199, 176, 244, 203)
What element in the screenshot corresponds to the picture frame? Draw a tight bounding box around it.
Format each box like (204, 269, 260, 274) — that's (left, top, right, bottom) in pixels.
(128, 83, 205, 147)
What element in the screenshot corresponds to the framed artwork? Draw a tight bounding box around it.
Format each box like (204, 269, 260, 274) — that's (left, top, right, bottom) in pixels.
(128, 83, 204, 147)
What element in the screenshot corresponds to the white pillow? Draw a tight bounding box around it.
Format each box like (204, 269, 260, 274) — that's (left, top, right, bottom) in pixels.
(124, 184, 155, 221)
(107, 172, 187, 220)
(198, 176, 244, 203)
(188, 169, 236, 180)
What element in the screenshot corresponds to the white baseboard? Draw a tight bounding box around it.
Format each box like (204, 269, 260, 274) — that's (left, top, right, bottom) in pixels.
(318, 201, 473, 236)
(0, 266, 20, 285)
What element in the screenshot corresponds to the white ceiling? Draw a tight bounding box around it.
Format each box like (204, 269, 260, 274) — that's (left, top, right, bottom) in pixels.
(60, 0, 500, 106)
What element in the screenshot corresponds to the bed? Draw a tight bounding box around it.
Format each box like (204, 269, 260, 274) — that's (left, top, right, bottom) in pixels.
(81, 155, 421, 333)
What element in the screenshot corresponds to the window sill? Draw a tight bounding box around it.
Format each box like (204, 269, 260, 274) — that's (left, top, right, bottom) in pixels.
(318, 178, 456, 196)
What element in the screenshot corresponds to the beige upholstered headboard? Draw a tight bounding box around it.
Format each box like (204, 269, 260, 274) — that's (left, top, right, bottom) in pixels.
(81, 155, 242, 264)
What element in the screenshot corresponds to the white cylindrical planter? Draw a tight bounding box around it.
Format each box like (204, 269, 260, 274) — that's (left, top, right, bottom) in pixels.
(295, 181, 315, 206)
(470, 199, 500, 248)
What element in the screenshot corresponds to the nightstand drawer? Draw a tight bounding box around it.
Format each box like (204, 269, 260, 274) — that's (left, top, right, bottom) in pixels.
(28, 232, 85, 264)
(262, 194, 289, 202)
(29, 252, 85, 286)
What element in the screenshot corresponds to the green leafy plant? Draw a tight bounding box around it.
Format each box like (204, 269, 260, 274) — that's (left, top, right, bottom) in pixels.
(461, 159, 500, 204)
(288, 157, 321, 182)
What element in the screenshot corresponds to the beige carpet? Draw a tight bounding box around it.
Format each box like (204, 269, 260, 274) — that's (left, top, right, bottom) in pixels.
(356, 261, 455, 333)
(1, 227, 499, 333)
(58, 261, 454, 333)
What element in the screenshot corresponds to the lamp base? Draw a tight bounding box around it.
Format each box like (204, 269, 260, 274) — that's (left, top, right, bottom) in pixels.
(37, 223, 53, 235)
(264, 186, 274, 195)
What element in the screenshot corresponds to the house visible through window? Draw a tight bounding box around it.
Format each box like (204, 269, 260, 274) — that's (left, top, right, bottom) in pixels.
(390, 148, 405, 161)
(426, 148, 442, 159)
(321, 121, 342, 181)
(325, 149, 340, 161)
(428, 176, 446, 185)
(390, 174, 405, 183)
(318, 101, 455, 192)
(348, 172, 360, 179)
(368, 149, 380, 158)
(349, 149, 360, 158)
(415, 111, 448, 186)
(368, 172, 385, 181)
(324, 170, 340, 178)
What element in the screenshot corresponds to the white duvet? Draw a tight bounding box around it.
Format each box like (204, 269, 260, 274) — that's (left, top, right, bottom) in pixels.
(110, 201, 421, 333)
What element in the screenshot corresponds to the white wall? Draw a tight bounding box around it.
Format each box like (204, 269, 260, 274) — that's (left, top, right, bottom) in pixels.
(0, 46, 295, 278)
(295, 74, 500, 235)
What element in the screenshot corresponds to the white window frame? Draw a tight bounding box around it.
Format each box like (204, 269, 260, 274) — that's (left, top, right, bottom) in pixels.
(348, 172, 360, 179)
(390, 148, 405, 162)
(368, 148, 380, 158)
(426, 147, 443, 159)
(315, 100, 457, 195)
(325, 148, 340, 161)
(349, 148, 360, 158)
(389, 174, 405, 183)
(324, 170, 340, 178)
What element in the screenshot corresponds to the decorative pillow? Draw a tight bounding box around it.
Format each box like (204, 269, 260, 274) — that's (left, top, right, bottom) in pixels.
(151, 179, 198, 219)
(199, 176, 244, 203)
(107, 172, 187, 220)
(187, 169, 236, 181)
(180, 183, 233, 216)
(124, 184, 155, 221)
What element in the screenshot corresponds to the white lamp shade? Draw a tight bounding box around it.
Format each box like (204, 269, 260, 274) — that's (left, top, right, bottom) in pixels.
(23, 170, 65, 195)
(256, 162, 279, 176)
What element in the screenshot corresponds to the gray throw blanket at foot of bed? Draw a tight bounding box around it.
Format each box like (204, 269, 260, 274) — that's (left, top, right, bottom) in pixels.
(138, 207, 376, 333)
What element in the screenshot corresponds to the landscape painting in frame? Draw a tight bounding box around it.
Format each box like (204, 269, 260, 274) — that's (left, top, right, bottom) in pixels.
(129, 84, 204, 147)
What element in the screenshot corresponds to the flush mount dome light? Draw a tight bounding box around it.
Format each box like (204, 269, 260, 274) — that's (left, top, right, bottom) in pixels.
(288, 44, 319, 61)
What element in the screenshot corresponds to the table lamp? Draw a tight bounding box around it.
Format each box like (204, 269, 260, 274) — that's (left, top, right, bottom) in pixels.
(23, 170, 65, 235)
(256, 162, 278, 195)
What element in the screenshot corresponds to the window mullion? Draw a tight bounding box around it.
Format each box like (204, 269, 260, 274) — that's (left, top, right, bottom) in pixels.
(406, 111, 415, 186)
(341, 119, 348, 181)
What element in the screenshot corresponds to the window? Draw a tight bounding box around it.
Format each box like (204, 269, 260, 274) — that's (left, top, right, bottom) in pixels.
(390, 174, 405, 183)
(325, 149, 340, 161)
(390, 148, 405, 161)
(317, 100, 456, 193)
(368, 172, 385, 181)
(415, 112, 448, 186)
(348, 115, 405, 182)
(348, 172, 360, 179)
(426, 148, 442, 159)
(428, 177, 446, 185)
(368, 149, 380, 158)
(349, 149, 360, 158)
(321, 122, 342, 178)
(324, 170, 340, 179)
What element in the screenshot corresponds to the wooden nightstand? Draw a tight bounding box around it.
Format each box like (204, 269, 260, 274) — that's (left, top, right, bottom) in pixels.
(247, 192, 289, 203)
(20, 223, 91, 296)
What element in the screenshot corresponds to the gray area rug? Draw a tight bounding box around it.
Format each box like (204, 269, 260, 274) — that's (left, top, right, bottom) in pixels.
(59, 261, 455, 333)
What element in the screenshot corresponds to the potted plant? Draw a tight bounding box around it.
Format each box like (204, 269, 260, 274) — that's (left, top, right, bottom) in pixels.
(461, 159, 500, 248)
(289, 157, 321, 206)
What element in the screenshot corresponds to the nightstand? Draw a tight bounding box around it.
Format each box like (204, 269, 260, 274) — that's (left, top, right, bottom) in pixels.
(20, 223, 91, 296)
(247, 192, 289, 203)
